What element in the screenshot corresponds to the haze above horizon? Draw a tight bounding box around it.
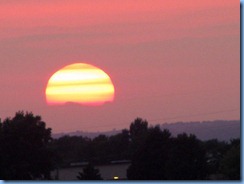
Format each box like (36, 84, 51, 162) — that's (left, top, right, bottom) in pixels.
(0, 0, 240, 133)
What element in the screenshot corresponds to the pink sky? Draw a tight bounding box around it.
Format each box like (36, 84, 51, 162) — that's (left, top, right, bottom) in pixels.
(0, 0, 240, 133)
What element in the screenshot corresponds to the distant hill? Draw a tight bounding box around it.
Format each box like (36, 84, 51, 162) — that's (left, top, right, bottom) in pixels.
(53, 120, 240, 141)
(160, 120, 240, 141)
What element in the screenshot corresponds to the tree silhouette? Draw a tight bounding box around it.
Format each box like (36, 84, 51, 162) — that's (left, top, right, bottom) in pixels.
(127, 126, 172, 180)
(127, 126, 208, 180)
(47, 117, 239, 180)
(129, 118, 148, 140)
(109, 129, 131, 160)
(219, 139, 240, 180)
(91, 134, 109, 164)
(129, 118, 148, 153)
(0, 111, 54, 180)
(166, 133, 207, 180)
(203, 139, 229, 177)
(52, 135, 92, 166)
(77, 164, 103, 180)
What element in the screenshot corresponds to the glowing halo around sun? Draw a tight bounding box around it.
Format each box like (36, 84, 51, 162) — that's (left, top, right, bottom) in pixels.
(45, 63, 115, 106)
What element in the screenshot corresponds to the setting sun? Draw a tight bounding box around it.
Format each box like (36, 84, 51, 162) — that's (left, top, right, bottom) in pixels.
(46, 63, 115, 105)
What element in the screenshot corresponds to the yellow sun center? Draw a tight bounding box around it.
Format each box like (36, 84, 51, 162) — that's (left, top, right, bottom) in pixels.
(45, 63, 115, 105)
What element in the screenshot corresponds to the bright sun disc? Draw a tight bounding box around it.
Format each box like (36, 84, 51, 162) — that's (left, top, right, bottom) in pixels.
(45, 63, 115, 105)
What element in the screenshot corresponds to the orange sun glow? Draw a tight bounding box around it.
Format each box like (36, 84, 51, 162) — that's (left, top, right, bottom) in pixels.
(45, 63, 115, 105)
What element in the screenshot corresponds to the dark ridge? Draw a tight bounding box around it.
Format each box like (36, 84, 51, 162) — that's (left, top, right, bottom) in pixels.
(53, 120, 240, 141)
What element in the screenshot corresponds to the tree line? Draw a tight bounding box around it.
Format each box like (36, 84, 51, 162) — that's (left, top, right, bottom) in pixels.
(0, 111, 240, 180)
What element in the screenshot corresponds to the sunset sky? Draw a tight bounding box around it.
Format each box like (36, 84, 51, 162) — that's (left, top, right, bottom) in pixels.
(0, 0, 240, 133)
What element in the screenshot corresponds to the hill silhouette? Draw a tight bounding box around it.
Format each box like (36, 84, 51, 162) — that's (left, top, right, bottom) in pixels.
(53, 120, 240, 141)
(160, 120, 240, 141)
